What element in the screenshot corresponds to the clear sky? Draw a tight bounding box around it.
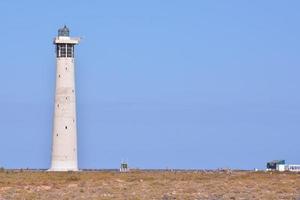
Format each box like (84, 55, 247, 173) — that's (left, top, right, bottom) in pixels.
(0, 0, 299, 169)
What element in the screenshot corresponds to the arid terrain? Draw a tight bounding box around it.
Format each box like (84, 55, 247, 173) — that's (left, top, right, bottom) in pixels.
(0, 170, 299, 200)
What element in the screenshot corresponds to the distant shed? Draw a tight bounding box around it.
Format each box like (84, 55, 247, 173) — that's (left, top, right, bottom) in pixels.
(266, 160, 285, 171)
(120, 162, 129, 172)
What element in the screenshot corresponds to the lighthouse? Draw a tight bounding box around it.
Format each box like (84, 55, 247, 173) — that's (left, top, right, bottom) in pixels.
(49, 26, 80, 171)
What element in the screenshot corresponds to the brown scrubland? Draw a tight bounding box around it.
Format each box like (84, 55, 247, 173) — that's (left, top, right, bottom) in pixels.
(0, 170, 299, 200)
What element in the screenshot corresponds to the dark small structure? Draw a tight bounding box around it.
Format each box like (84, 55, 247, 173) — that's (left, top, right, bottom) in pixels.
(266, 160, 285, 170)
(120, 162, 129, 172)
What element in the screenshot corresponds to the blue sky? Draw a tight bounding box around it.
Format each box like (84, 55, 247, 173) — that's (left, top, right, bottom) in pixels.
(0, 0, 299, 169)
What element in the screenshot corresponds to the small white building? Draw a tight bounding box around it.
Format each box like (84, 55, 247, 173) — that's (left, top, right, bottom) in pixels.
(266, 160, 300, 172)
(120, 162, 129, 172)
(285, 165, 300, 172)
(276, 164, 285, 172)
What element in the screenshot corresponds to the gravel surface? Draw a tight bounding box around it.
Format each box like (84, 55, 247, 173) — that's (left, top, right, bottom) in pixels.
(0, 170, 299, 199)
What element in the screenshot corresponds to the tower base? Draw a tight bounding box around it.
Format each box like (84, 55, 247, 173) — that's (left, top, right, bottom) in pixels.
(47, 168, 79, 172)
(49, 160, 78, 171)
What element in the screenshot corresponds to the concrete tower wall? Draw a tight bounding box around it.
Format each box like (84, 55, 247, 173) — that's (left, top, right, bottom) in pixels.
(50, 58, 78, 171)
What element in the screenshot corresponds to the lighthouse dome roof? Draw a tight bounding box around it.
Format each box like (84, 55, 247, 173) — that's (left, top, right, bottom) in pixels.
(58, 25, 70, 36)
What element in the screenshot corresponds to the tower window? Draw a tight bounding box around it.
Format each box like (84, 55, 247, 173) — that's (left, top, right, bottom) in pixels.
(56, 134, 58, 136)
(58, 74, 61, 78)
(57, 104, 59, 108)
(65, 126, 68, 129)
(67, 44, 74, 57)
(61, 44, 66, 57)
(56, 44, 66, 57)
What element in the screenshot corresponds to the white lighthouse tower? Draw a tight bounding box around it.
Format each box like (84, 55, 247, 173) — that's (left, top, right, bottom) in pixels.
(49, 26, 80, 171)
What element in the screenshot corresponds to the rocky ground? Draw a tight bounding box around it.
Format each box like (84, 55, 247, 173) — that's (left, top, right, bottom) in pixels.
(0, 170, 299, 199)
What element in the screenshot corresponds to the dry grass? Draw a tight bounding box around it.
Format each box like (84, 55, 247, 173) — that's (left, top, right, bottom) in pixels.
(0, 170, 299, 199)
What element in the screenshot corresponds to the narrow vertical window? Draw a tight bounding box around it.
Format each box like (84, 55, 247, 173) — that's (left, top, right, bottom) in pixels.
(60, 44, 66, 57)
(67, 44, 74, 57)
(56, 45, 60, 58)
